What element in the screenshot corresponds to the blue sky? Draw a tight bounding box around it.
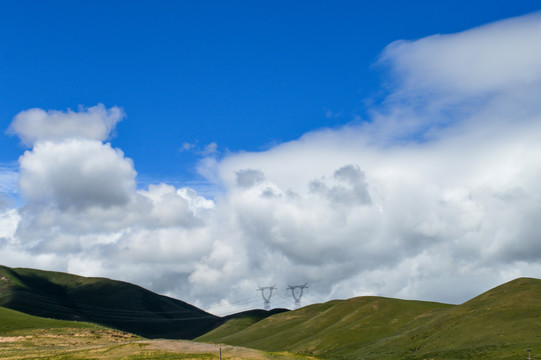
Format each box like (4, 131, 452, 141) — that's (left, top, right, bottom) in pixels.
(2, 1, 539, 183)
(2, 2, 541, 315)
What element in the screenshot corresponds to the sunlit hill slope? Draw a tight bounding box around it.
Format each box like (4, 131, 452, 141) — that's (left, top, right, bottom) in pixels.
(198, 278, 541, 360)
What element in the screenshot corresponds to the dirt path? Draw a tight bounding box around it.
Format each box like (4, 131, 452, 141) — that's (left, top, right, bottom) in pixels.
(142, 339, 302, 360)
(0, 330, 315, 360)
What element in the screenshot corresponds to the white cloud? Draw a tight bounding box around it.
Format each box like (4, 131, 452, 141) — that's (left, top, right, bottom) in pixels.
(380, 12, 541, 96)
(0, 208, 19, 241)
(4, 13, 541, 315)
(0, 163, 19, 205)
(194, 11, 541, 308)
(8, 104, 124, 146)
(19, 139, 136, 210)
(309, 165, 371, 206)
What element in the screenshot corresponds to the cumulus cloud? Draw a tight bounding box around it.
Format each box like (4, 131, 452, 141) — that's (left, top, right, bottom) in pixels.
(3, 12, 541, 315)
(196, 11, 541, 307)
(8, 104, 124, 146)
(310, 165, 371, 206)
(19, 140, 136, 210)
(236, 169, 266, 189)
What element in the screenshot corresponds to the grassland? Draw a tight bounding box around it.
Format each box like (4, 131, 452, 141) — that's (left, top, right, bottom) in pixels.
(0, 305, 104, 334)
(198, 278, 541, 360)
(0, 306, 311, 360)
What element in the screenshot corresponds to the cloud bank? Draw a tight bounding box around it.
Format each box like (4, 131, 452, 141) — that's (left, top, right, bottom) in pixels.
(2, 12, 541, 314)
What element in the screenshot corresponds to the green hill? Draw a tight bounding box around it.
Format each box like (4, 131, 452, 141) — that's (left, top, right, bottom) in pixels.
(200, 308, 289, 340)
(390, 277, 541, 360)
(0, 265, 222, 339)
(4, 264, 540, 359)
(197, 278, 541, 360)
(1, 306, 306, 360)
(0, 305, 102, 334)
(198, 296, 451, 358)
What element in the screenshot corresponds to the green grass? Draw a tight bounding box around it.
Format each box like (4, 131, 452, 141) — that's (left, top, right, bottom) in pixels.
(199, 308, 289, 340)
(199, 296, 451, 358)
(0, 306, 99, 334)
(0, 313, 309, 360)
(197, 278, 541, 360)
(0, 264, 223, 339)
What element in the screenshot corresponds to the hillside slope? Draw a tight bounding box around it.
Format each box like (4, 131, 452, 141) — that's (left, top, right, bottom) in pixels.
(390, 277, 541, 359)
(0, 306, 309, 360)
(0, 265, 221, 339)
(198, 278, 541, 360)
(199, 308, 289, 341)
(0, 305, 102, 334)
(198, 296, 451, 357)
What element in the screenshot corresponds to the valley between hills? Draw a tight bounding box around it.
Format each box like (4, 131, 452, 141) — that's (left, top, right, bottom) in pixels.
(1, 264, 540, 359)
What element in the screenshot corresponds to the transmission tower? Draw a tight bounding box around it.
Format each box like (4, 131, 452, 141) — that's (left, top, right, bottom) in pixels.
(258, 285, 277, 310)
(287, 283, 308, 309)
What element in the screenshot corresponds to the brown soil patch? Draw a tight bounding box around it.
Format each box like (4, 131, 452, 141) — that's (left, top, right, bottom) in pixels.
(144, 339, 271, 359)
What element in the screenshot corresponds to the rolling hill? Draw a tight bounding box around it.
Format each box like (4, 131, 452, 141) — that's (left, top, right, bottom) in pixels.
(201, 308, 289, 340)
(0, 265, 222, 339)
(197, 277, 541, 360)
(0, 306, 307, 360)
(0, 305, 102, 334)
(3, 264, 541, 360)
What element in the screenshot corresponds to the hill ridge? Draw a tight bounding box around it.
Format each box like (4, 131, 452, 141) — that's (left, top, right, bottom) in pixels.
(198, 277, 541, 360)
(0, 264, 222, 339)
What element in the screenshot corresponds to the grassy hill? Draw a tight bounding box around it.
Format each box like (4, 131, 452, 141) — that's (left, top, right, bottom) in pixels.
(392, 277, 541, 360)
(4, 263, 540, 359)
(0, 305, 102, 334)
(0, 265, 222, 339)
(197, 296, 451, 358)
(197, 278, 541, 360)
(200, 308, 289, 340)
(0, 306, 307, 360)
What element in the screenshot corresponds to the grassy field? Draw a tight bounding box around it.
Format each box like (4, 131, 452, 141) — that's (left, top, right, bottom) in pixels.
(197, 278, 541, 360)
(0, 305, 104, 334)
(0, 307, 312, 360)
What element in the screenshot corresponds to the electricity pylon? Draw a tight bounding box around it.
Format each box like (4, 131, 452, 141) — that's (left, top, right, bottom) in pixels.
(258, 285, 277, 310)
(287, 283, 308, 309)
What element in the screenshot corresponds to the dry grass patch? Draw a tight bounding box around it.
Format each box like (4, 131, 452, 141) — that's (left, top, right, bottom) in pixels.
(0, 329, 315, 360)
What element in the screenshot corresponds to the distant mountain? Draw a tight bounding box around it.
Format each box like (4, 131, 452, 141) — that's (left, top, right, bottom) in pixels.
(0, 265, 223, 339)
(198, 277, 541, 360)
